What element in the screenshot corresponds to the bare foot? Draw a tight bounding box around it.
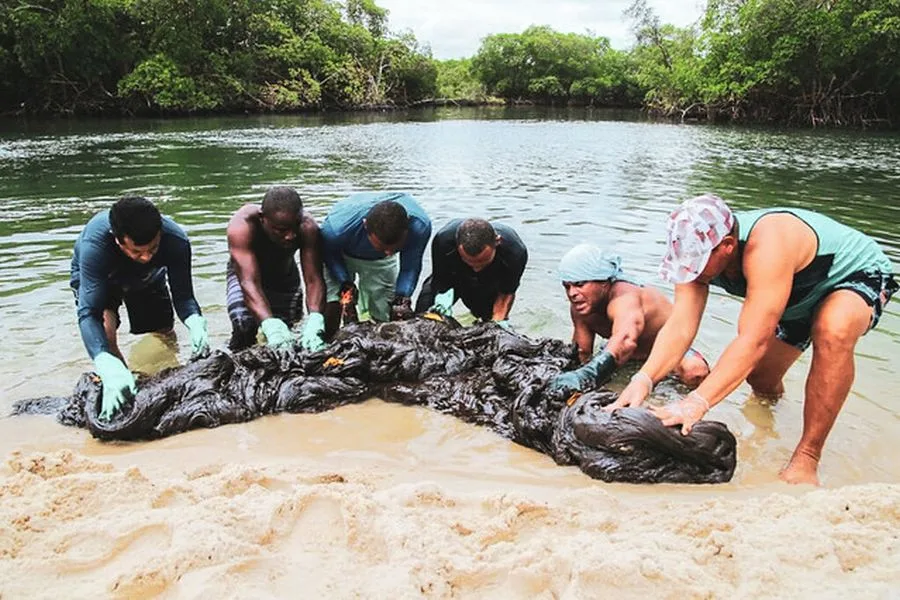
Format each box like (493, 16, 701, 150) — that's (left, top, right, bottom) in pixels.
(779, 453, 821, 486)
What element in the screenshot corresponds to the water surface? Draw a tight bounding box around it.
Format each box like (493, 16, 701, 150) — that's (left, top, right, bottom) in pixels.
(1, 107, 897, 488)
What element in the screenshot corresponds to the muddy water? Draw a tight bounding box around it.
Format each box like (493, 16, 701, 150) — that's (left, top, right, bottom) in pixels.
(0, 107, 898, 490)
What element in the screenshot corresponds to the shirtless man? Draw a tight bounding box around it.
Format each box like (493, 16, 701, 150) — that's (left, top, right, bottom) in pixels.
(550, 244, 709, 393)
(226, 186, 327, 352)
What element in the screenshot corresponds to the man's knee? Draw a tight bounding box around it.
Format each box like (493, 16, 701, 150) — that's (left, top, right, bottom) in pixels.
(810, 315, 865, 354)
(811, 291, 871, 353)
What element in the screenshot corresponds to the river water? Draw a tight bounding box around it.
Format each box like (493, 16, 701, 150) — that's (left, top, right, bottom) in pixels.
(0, 107, 898, 491)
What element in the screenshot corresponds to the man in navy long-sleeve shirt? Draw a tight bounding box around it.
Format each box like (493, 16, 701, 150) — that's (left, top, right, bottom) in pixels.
(321, 192, 431, 333)
(70, 196, 208, 420)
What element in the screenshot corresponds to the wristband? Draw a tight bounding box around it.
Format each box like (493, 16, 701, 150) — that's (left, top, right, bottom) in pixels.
(631, 371, 654, 392)
(686, 390, 711, 412)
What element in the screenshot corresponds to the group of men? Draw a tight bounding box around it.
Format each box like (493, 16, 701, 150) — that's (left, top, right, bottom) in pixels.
(70, 188, 896, 485)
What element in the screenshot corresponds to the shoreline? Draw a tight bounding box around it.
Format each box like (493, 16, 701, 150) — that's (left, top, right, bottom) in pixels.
(2, 446, 897, 597)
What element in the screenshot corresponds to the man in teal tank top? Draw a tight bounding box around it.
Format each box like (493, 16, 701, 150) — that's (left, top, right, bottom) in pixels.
(609, 194, 897, 485)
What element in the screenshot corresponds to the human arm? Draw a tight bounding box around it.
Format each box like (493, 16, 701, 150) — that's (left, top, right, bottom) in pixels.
(166, 235, 202, 323)
(166, 232, 208, 357)
(227, 209, 274, 321)
(74, 240, 139, 417)
(298, 216, 327, 351)
(395, 218, 432, 298)
(75, 241, 115, 359)
(492, 239, 526, 323)
(651, 224, 796, 433)
(570, 307, 596, 363)
(606, 282, 709, 410)
(603, 291, 645, 365)
(298, 216, 326, 314)
(491, 292, 516, 322)
(321, 219, 351, 287)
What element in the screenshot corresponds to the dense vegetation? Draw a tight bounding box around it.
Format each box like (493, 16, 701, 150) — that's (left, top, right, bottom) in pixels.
(0, 0, 436, 113)
(1, 0, 898, 126)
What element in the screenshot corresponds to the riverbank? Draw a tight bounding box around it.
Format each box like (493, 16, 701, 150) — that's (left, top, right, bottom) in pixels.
(2, 446, 897, 598)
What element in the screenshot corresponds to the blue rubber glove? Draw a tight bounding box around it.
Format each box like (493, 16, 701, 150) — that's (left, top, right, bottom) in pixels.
(93, 352, 137, 421)
(550, 350, 617, 394)
(428, 288, 455, 317)
(495, 319, 513, 332)
(260, 317, 294, 349)
(184, 314, 210, 359)
(300, 312, 326, 352)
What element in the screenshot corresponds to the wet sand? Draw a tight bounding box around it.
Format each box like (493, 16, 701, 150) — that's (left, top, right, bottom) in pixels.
(2, 396, 899, 598)
(3, 322, 900, 597)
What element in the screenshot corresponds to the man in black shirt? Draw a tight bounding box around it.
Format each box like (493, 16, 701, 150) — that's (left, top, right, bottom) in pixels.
(415, 218, 528, 328)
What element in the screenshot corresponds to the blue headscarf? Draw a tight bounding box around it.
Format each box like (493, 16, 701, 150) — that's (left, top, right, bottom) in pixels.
(558, 244, 641, 285)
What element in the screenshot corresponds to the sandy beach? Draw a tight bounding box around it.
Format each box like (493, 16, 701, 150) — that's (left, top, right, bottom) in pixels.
(1, 402, 899, 599)
(2, 446, 898, 599)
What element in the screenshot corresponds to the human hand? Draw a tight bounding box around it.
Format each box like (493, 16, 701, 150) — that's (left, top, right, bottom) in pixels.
(495, 319, 513, 332)
(184, 314, 210, 359)
(390, 295, 413, 321)
(339, 282, 359, 324)
(551, 350, 616, 394)
(427, 288, 455, 317)
(649, 391, 710, 435)
(260, 317, 294, 349)
(93, 352, 137, 421)
(604, 371, 653, 412)
(300, 312, 327, 352)
(549, 370, 589, 394)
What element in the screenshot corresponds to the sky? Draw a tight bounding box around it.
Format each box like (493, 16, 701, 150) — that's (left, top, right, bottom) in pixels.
(376, 0, 707, 59)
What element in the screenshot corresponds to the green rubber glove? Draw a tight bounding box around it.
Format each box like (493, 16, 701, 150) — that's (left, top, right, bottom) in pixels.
(428, 288, 455, 317)
(495, 319, 513, 332)
(300, 312, 326, 352)
(184, 314, 210, 359)
(93, 352, 137, 421)
(550, 350, 617, 394)
(260, 317, 294, 349)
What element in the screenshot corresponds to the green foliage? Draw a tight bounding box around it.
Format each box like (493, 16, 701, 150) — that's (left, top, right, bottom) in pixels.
(0, 0, 436, 114)
(471, 26, 640, 106)
(1, 0, 138, 112)
(434, 58, 485, 99)
(118, 54, 221, 111)
(696, 0, 900, 124)
(1, 0, 898, 124)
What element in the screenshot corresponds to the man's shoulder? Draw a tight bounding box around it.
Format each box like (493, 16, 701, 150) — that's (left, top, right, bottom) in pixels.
(324, 196, 368, 228)
(495, 224, 527, 257)
(300, 212, 320, 232)
(80, 210, 111, 238)
(493, 222, 522, 240)
(159, 216, 192, 250)
(610, 280, 649, 304)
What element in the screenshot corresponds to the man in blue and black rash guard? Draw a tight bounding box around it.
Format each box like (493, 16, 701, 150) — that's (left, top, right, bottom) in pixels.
(321, 192, 431, 333)
(70, 196, 209, 421)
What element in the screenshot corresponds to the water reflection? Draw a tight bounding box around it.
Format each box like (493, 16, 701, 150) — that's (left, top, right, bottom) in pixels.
(0, 107, 897, 486)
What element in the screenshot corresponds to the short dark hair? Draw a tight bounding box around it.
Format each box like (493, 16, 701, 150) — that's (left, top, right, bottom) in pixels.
(366, 200, 408, 245)
(456, 218, 497, 256)
(109, 196, 162, 244)
(261, 186, 303, 217)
